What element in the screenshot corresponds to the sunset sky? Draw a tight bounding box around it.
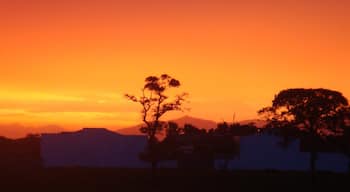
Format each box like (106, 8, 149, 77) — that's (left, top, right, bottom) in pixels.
(0, 0, 349, 137)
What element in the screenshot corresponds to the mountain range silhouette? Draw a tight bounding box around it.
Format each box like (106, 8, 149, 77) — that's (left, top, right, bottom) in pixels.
(0, 116, 266, 138)
(116, 115, 266, 135)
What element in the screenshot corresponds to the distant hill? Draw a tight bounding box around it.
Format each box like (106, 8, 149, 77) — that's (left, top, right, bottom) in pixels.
(116, 116, 217, 135)
(0, 135, 42, 169)
(41, 128, 150, 168)
(116, 116, 266, 135)
(171, 115, 218, 129)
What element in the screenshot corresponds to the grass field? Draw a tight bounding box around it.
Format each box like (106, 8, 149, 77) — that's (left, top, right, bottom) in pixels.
(1, 168, 348, 192)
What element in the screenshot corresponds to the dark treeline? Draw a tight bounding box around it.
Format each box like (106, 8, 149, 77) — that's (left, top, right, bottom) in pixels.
(139, 121, 258, 170)
(0, 121, 257, 171)
(0, 74, 349, 191)
(0, 123, 349, 192)
(0, 134, 41, 170)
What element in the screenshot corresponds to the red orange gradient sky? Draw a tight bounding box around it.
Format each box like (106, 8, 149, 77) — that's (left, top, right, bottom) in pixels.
(0, 0, 349, 137)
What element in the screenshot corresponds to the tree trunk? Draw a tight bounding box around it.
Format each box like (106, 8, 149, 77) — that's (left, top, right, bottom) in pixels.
(348, 158, 350, 175)
(151, 161, 158, 178)
(310, 150, 317, 189)
(223, 158, 229, 171)
(308, 123, 317, 190)
(310, 151, 317, 174)
(148, 134, 158, 179)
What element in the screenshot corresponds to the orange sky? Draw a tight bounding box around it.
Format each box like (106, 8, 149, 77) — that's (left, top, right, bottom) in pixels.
(0, 0, 349, 137)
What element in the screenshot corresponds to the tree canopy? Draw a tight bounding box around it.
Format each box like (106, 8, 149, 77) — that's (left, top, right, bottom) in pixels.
(259, 88, 349, 136)
(259, 88, 350, 179)
(125, 74, 188, 141)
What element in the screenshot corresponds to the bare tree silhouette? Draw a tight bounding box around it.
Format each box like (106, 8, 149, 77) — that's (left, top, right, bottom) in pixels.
(259, 88, 349, 185)
(125, 74, 188, 174)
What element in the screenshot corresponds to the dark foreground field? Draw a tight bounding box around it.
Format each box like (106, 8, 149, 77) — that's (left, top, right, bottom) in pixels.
(1, 168, 349, 192)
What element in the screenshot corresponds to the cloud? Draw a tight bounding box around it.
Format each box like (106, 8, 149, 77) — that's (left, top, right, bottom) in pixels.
(0, 91, 142, 129)
(0, 91, 86, 102)
(0, 109, 27, 116)
(0, 90, 134, 113)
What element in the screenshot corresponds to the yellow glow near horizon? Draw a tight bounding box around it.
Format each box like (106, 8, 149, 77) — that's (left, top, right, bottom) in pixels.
(0, 0, 349, 137)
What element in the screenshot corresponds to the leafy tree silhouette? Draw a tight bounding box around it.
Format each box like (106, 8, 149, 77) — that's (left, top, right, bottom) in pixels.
(183, 123, 203, 135)
(165, 121, 181, 138)
(125, 74, 188, 174)
(259, 88, 349, 184)
(214, 122, 242, 171)
(325, 107, 350, 174)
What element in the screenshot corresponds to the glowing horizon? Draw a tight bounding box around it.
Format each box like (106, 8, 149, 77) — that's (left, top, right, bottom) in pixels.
(1, 0, 349, 138)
